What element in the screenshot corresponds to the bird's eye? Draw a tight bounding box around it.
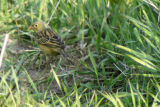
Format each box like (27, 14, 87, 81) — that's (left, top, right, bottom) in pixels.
(34, 24, 38, 27)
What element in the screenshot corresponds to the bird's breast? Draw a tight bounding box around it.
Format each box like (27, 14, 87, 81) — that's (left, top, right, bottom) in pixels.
(38, 44, 60, 56)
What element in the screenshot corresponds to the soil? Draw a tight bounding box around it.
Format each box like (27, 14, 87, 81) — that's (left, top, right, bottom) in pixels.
(2, 37, 91, 94)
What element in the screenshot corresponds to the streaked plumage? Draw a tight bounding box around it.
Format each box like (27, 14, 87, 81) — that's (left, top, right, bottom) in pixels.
(28, 21, 65, 56)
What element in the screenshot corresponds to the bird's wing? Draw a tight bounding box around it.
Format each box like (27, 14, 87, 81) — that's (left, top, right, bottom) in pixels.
(36, 28, 65, 49)
(35, 32, 48, 44)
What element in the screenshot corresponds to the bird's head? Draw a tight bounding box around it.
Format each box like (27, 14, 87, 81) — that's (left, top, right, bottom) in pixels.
(28, 21, 48, 32)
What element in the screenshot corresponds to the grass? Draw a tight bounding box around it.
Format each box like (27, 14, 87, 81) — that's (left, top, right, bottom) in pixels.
(0, 0, 160, 106)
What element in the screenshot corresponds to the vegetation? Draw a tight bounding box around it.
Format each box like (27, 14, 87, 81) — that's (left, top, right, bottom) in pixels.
(0, 0, 160, 106)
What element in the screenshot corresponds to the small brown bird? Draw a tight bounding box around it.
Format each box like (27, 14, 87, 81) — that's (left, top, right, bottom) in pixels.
(28, 21, 65, 57)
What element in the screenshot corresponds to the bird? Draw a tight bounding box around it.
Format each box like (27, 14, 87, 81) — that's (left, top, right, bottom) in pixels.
(28, 21, 65, 57)
(28, 21, 66, 67)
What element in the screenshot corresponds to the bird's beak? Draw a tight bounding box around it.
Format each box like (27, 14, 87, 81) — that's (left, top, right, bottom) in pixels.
(28, 26, 33, 30)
